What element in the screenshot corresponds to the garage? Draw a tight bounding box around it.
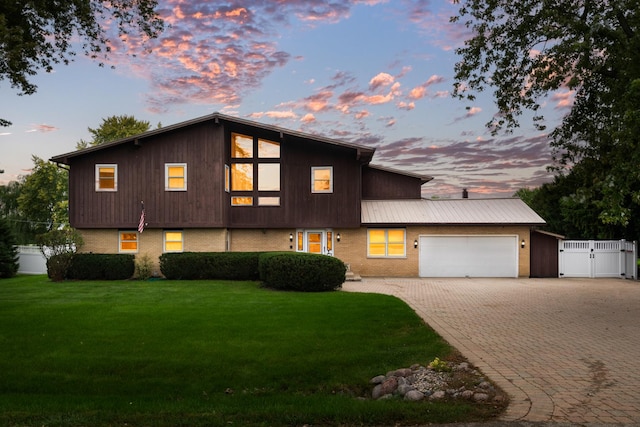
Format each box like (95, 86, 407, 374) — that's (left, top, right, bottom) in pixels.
(419, 235, 519, 277)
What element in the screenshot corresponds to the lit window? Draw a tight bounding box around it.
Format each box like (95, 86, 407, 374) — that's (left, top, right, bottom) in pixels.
(231, 196, 253, 206)
(230, 134, 281, 207)
(119, 231, 138, 253)
(297, 231, 303, 251)
(231, 163, 253, 191)
(164, 231, 183, 252)
(258, 138, 280, 158)
(165, 163, 187, 191)
(312, 167, 333, 193)
(367, 229, 406, 258)
(258, 197, 280, 206)
(232, 133, 253, 158)
(258, 163, 280, 191)
(96, 164, 117, 191)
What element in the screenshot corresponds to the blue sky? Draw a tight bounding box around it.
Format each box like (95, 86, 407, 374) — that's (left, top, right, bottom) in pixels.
(0, 0, 570, 198)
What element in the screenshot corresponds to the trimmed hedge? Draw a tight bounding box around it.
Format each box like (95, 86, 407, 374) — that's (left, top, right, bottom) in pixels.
(160, 252, 261, 280)
(67, 253, 135, 280)
(258, 252, 346, 292)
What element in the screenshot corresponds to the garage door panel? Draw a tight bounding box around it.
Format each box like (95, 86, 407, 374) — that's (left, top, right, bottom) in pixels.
(419, 236, 518, 277)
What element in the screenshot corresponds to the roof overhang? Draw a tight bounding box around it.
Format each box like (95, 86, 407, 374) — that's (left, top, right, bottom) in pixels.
(50, 112, 377, 165)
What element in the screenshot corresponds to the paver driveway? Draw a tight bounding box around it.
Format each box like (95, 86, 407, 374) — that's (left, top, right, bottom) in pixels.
(342, 278, 640, 424)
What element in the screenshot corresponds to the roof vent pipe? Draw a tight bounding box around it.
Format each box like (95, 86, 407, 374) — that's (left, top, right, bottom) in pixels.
(462, 188, 469, 199)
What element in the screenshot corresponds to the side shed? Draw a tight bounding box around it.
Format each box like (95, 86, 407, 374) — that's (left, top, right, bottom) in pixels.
(530, 230, 564, 278)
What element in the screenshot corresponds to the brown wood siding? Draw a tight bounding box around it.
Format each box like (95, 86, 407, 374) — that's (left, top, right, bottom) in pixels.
(68, 119, 364, 230)
(362, 167, 422, 199)
(530, 231, 559, 278)
(68, 122, 226, 229)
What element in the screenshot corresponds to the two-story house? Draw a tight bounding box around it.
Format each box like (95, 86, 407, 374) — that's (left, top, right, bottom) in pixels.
(51, 113, 545, 278)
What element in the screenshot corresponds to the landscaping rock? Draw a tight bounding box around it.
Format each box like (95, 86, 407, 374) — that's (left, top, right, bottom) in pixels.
(429, 390, 446, 401)
(368, 359, 505, 407)
(404, 390, 425, 401)
(370, 375, 386, 384)
(473, 392, 490, 402)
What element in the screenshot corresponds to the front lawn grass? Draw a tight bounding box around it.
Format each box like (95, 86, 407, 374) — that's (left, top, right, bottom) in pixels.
(0, 275, 498, 426)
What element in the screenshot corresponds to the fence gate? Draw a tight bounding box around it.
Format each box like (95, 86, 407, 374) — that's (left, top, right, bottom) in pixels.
(559, 240, 637, 279)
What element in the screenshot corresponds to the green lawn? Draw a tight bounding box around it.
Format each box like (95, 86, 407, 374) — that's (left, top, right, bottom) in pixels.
(0, 275, 497, 426)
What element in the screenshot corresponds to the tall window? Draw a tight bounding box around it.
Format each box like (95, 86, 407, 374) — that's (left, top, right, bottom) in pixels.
(311, 166, 333, 193)
(165, 163, 187, 191)
(96, 164, 117, 191)
(367, 229, 406, 258)
(164, 231, 183, 252)
(230, 133, 280, 206)
(119, 231, 138, 253)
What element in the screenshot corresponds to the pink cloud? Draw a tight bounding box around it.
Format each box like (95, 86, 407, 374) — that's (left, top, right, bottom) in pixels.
(27, 124, 59, 133)
(369, 72, 395, 90)
(301, 113, 316, 123)
(551, 90, 575, 110)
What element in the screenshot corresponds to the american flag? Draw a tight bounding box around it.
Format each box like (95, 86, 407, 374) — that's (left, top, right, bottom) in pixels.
(138, 202, 145, 233)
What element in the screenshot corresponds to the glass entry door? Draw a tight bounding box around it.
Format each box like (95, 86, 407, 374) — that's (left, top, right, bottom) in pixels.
(297, 229, 333, 256)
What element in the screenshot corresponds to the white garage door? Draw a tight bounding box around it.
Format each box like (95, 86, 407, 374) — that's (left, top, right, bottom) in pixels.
(419, 235, 518, 278)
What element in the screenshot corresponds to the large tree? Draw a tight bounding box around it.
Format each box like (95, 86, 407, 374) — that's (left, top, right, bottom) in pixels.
(453, 1, 640, 239)
(76, 115, 152, 149)
(0, 0, 164, 125)
(17, 156, 68, 236)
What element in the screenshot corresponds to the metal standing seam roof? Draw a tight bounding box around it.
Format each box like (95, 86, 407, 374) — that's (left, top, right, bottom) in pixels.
(361, 198, 546, 225)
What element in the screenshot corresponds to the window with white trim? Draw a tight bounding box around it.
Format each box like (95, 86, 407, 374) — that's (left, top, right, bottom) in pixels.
(367, 229, 406, 258)
(165, 163, 187, 191)
(164, 231, 184, 252)
(96, 164, 117, 191)
(311, 166, 333, 193)
(119, 231, 138, 253)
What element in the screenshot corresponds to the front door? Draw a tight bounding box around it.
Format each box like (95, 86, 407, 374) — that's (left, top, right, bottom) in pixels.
(297, 229, 333, 256)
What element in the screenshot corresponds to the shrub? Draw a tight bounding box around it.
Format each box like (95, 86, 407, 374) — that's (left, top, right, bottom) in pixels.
(37, 227, 83, 281)
(135, 254, 154, 280)
(160, 252, 261, 280)
(259, 252, 346, 292)
(46, 253, 73, 282)
(0, 218, 19, 279)
(67, 253, 135, 280)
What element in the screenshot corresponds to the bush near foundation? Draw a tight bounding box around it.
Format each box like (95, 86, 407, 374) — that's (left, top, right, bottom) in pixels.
(159, 252, 261, 280)
(259, 252, 346, 292)
(67, 254, 135, 280)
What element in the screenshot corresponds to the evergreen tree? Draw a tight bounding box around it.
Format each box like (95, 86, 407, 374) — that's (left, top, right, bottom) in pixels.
(0, 217, 19, 278)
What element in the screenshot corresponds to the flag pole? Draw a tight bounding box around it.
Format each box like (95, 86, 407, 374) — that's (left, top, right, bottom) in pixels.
(138, 201, 146, 233)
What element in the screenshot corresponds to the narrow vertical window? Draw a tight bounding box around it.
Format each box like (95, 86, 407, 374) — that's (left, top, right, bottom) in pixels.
(119, 231, 138, 253)
(311, 166, 333, 193)
(225, 165, 230, 192)
(297, 231, 304, 251)
(165, 163, 187, 191)
(96, 164, 117, 191)
(164, 231, 184, 252)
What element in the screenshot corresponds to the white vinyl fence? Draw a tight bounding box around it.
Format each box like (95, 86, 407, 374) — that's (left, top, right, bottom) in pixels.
(17, 245, 47, 274)
(559, 240, 637, 279)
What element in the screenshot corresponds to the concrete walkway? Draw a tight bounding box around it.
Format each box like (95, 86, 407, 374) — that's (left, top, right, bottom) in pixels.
(342, 278, 640, 425)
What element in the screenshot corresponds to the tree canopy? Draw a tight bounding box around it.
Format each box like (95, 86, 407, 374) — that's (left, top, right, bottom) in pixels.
(17, 156, 68, 236)
(76, 115, 152, 149)
(0, 0, 164, 125)
(453, 1, 640, 239)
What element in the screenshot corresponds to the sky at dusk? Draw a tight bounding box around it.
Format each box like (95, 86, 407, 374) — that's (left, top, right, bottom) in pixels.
(0, 0, 571, 198)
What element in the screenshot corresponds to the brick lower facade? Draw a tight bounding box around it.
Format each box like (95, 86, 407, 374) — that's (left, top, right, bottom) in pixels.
(78, 225, 532, 278)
